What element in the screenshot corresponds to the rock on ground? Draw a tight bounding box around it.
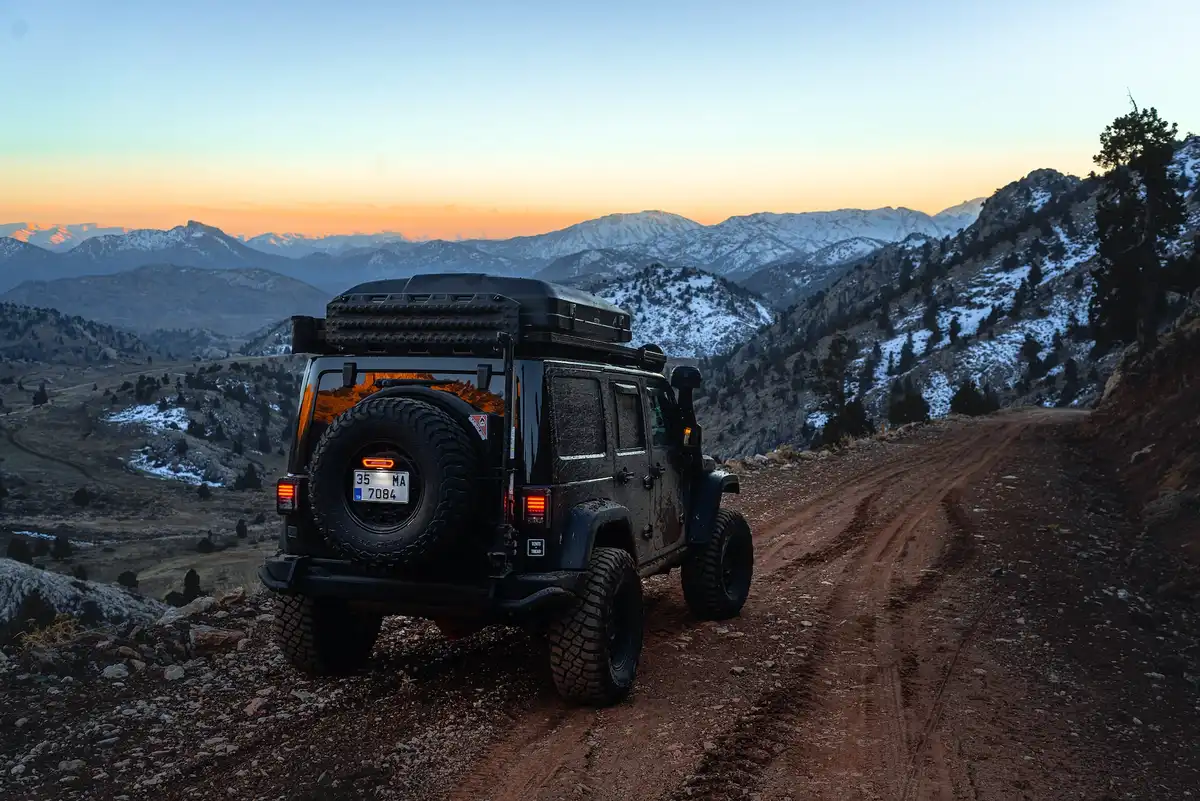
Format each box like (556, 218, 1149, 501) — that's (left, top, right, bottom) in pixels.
(0, 558, 168, 645)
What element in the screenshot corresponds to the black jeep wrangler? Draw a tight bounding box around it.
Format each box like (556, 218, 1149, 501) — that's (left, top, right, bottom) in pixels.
(260, 273, 752, 705)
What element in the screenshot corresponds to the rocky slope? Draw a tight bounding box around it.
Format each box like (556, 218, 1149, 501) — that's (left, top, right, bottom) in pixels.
(697, 137, 1200, 457)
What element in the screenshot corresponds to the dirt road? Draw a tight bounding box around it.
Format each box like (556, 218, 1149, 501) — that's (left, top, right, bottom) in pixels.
(7, 409, 1197, 801)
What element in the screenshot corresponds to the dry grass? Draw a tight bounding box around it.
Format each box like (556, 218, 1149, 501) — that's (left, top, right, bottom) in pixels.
(18, 613, 82, 652)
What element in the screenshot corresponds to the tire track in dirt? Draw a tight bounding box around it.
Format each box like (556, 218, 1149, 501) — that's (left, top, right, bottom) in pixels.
(659, 427, 997, 800)
(446, 420, 1027, 801)
(733, 418, 1030, 801)
(754, 433, 973, 566)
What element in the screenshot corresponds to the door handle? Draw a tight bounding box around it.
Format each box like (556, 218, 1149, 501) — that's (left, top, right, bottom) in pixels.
(615, 467, 634, 485)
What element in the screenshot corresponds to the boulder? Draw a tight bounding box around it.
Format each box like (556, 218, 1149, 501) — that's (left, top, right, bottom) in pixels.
(189, 625, 246, 655)
(0, 559, 167, 646)
(156, 595, 216, 626)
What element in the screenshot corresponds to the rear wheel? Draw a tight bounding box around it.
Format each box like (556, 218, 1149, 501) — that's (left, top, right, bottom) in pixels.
(682, 508, 754, 620)
(546, 547, 643, 706)
(273, 594, 383, 675)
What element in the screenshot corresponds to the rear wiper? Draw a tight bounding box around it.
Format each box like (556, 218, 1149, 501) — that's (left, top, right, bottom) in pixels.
(374, 378, 443, 388)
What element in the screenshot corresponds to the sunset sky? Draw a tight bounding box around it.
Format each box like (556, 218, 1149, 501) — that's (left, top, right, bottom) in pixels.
(1, 0, 1197, 239)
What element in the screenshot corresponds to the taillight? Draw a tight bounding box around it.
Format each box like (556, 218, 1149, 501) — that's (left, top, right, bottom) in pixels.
(523, 489, 549, 526)
(276, 479, 298, 513)
(361, 457, 394, 469)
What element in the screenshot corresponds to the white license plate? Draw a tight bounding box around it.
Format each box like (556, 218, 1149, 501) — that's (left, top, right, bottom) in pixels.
(352, 470, 409, 504)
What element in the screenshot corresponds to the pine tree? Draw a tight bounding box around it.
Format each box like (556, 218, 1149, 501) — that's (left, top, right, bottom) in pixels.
(983, 384, 1001, 412)
(948, 316, 962, 345)
(950, 379, 989, 416)
(898, 258, 914, 292)
(1010, 279, 1029, 318)
(234, 463, 262, 491)
(1090, 103, 1186, 350)
(32, 382, 49, 406)
(887, 378, 930, 425)
(897, 333, 917, 373)
(815, 334, 874, 444)
(1028, 258, 1044, 287)
(877, 302, 895, 336)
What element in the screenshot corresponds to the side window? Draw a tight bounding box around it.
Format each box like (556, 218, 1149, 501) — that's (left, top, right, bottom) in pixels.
(647, 385, 680, 449)
(551, 375, 606, 457)
(612, 383, 646, 452)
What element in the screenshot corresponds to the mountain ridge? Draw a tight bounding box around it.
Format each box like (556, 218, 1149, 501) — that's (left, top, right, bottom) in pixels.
(1, 203, 985, 294)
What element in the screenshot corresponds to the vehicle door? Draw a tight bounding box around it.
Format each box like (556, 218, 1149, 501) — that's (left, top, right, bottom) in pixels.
(609, 378, 655, 562)
(544, 367, 611, 563)
(645, 379, 687, 554)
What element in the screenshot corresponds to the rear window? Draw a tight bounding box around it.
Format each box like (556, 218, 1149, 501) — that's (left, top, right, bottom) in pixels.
(551, 376, 606, 457)
(613, 383, 645, 452)
(295, 363, 505, 463)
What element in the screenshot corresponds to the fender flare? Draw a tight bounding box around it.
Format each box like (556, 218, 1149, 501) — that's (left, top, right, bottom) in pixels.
(559, 500, 633, 570)
(685, 470, 740, 545)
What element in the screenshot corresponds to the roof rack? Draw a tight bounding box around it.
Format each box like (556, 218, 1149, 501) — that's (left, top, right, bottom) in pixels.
(291, 274, 664, 372)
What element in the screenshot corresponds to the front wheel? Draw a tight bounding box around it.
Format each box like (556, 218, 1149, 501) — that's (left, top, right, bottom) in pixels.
(546, 547, 643, 706)
(682, 508, 754, 620)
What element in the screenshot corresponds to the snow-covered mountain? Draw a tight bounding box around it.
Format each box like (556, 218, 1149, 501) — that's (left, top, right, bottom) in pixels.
(697, 137, 1200, 457)
(639, 206, 971, 279)
(594, 265, 774, 359)
(534, 248, 672, 286)
(474, 211, 703, 262)
(931, 198, 987, 232)
(2, 204, 981, 297)
(242, 231, 408, 257)
(742, 236, 890, 308)
(0, 222, 128, 251)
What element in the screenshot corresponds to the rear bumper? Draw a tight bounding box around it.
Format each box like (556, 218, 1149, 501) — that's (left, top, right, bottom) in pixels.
(259, 554, 583, 620)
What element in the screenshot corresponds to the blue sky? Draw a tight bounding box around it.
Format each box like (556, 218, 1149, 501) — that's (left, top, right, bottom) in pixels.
(1, 0, 1197, 237)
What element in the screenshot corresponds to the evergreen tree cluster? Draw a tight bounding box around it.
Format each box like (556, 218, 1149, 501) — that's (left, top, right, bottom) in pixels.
(1089, 103, 1188, 351)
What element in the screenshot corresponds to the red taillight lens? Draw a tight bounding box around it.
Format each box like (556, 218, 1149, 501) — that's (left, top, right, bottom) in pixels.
(276, 479, 298, 513)
(523, 490, 549, 525)
(361, 457, 394, 469)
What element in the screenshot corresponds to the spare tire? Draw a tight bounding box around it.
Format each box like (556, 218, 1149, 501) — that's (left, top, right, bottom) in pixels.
(308, 396, 479, 568)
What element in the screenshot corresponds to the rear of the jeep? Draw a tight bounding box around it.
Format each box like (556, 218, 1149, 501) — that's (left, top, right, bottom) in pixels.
(261, 273, 662, 704)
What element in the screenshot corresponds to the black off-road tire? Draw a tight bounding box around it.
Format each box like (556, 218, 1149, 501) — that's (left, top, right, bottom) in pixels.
(273, 594, 383, 676)
(546, 547, 643, 706)
(681, 508, 754, 620)
(308, 396, 478, 569)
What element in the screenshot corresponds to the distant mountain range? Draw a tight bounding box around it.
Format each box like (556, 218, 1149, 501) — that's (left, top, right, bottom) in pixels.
(0, 203, 985, 296)
(1, 264, 328, 336)
(0, 222, 129, 251)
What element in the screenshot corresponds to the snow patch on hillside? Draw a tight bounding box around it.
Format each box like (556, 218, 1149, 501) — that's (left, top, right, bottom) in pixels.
(923, 372, 954, 418)
(106, 404, 190, 431)
(595, 266, 773, 358)
(128, 448, 222, 487)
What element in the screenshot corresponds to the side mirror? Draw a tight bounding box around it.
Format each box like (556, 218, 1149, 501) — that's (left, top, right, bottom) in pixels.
(669, 365, 702, 390)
